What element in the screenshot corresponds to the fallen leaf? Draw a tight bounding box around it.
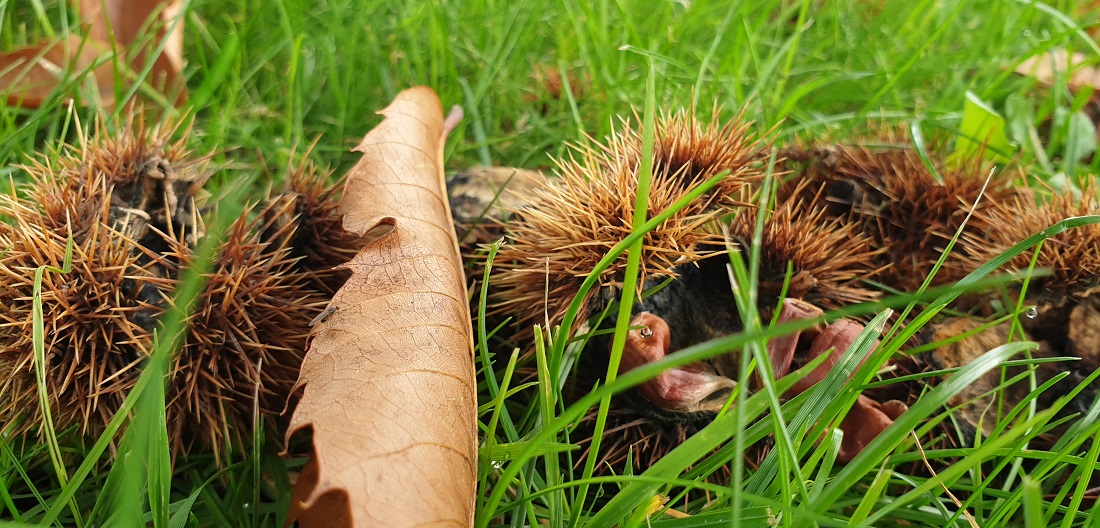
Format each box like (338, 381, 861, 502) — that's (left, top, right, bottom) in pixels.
(1016, 50, 1100, 93)
(78, 0, 186, 102)
(286, 87, 477, 527)
(0, 34, 112, 107)
(0, 0, 185, 107)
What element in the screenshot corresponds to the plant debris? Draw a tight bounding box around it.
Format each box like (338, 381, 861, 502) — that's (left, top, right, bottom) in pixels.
(286, 87, 476, 528)
(0, 0, 185, 107)
(0, 116, 359, 458)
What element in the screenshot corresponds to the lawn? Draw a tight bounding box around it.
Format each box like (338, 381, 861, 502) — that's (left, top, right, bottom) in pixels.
(2, 0, 1100, 526)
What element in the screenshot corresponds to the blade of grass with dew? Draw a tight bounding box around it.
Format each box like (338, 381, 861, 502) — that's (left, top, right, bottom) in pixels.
(475, 241, 525, 472)
(886, 214, 1100, 359)
(570, 59, 656, 525)
(997, 239, 1047, 506)
(1010, 0, 1100, 56)
(480, 441, 578, 464)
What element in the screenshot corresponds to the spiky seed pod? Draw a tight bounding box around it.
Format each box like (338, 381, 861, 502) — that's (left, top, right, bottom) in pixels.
(492, 108, 768, 332)
(957, 182, 1100, 297)
(0, 121, 336, 458)
(0, 121, 201, 441)
(780, 129, 1016, 293)
(0, 194, 160, 437)
(163, 199, 325, 455)
(954, 181, 1100, 361)
(609, 107, 768, 206)
(36, 118, 205, 245)
(264, 158, 367, 296)
(727, 182, 884, 312)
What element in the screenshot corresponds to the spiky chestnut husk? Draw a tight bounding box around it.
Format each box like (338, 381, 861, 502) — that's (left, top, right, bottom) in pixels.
(492, 108, 768, 332)
(163, 199, 326, 455)
(0, 121, 201, 442)
(727, 181, 884, 312)
(954, 181, 1100, 359)
(263, 158, 368, 296)
(0, 193, 162, 438)
(0, 122, 331, 458)
(780, 128, 1017, 294)
(956, 182, 1100, 297)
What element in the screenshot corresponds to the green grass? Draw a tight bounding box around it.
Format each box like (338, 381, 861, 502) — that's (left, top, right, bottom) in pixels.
(3, 0, 1100, 526)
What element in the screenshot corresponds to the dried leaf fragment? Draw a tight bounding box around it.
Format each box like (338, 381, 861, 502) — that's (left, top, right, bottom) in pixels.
(0, 35, 112, 107)
(287, 87, 476, 527)
(1016, 50, 1100, 92)
(78, 0, 187, 102)
(0, 0, 186, 107)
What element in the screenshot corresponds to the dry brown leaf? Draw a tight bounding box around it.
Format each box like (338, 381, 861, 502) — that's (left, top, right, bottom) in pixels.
(0, 0, 185, 107)
(78, 0, 186, 102)
(1016, 50, 1100, 92)
(0, 35, 113, 107)
(286, 87, 477, 527)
